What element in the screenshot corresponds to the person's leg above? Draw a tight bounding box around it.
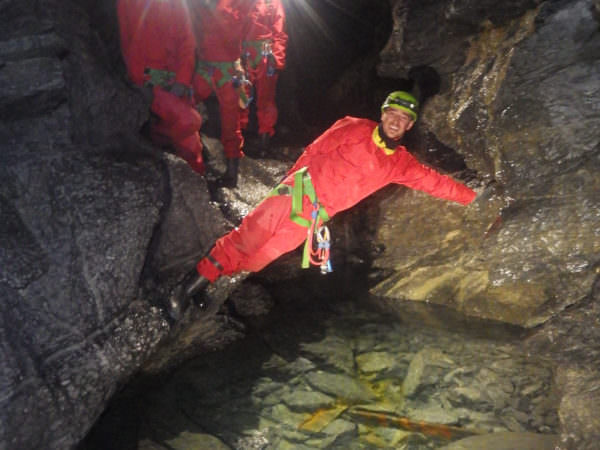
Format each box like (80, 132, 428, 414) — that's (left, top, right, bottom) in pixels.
(215, 81, 244, 187)
(150, 87, 205, 173)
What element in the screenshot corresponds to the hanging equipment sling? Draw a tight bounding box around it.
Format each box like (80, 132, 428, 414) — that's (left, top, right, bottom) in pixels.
(268, 167, 333, 273)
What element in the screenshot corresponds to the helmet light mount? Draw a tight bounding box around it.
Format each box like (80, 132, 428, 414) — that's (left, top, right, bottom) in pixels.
(381, 91, 419, 122)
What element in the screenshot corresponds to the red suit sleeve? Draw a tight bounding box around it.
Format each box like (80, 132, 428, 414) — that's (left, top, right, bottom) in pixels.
(116, 0, 134, 73)
(394, 155, 476, 205)
(286, 118, 351, 175)
(270, 0, 287, 69)
(171, 0, 196, 86)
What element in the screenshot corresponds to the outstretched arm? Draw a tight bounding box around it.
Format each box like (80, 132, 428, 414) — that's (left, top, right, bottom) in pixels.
(395, 155, 476, 205)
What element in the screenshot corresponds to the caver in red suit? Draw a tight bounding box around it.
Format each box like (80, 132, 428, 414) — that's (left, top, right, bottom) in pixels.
(191, 0, 255, 164)
(239, 0, 287, 138)
(117, 0, 204, 173)
(195, 116, 476, 283)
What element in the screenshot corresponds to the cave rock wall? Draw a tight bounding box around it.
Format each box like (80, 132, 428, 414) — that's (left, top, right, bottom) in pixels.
(373, 0, 600, 328)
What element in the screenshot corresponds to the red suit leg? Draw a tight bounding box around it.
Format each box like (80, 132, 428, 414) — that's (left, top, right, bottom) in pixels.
(173, 133, 204, 173)
(239, 101, 250, 131)
(193, 73, 244, 159)
(197, 193, 314, 280)
(255, 71, 279, 137)
(215, 81, 244, 159)
(150, 86, 204, 173)
(192, 74, 213, 103)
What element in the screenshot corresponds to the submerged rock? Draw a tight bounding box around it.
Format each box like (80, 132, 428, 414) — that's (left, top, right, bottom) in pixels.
(439, 431, 558, 450)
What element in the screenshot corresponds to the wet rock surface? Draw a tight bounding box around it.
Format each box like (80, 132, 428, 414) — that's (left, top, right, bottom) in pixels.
(375, 0, 600, 327)
(99, 297, 559, 449)
(523, 279, 600, 450)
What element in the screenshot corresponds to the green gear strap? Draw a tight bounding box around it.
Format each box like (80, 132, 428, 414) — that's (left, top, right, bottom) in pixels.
(242, 40, 268, 68)
(268, 167, 330, 268)
(144, 67, 175, 88)
(195, 60, 238, 88)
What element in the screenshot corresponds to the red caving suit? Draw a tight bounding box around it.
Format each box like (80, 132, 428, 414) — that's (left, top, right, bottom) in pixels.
(197, 117, 477, 281)
(191, 0, 254, 159)
(240, 0, 287, 137)
(117, 0, 204, 173)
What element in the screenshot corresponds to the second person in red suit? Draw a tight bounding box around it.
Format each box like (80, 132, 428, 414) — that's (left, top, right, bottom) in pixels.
(190, 0, 256, 187)
(117, 0, 205, 173)
(240, 0, 288, 156)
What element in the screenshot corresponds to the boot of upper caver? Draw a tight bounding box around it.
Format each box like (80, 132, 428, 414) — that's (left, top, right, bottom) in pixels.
(216, 158, 240, 188)
(259, 133, 270, 155)
(166, 270, 210, 321)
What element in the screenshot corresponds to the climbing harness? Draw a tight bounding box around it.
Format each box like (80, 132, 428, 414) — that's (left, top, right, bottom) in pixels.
(195, 60, 236, 88)
(196, 59, 253, 108)
(144, 67, 175, 88)
(143, 67, 192, 98)
(269, 167, 333, 273)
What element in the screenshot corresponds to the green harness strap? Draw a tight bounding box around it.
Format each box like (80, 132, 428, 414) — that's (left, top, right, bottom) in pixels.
(144, 67, 175, 88)
(268, 167, 330, 268)
(195, 60, 238, 88)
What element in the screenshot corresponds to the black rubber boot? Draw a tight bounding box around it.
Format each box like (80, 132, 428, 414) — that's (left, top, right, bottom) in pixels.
(251, 133, 270, 158)
(216, 158, 239, 188)
(260, 133, 270, 151)
(167, 270, 210, 321)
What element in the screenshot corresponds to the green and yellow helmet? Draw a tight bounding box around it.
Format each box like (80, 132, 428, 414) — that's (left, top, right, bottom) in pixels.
(381, 91, 419, 121)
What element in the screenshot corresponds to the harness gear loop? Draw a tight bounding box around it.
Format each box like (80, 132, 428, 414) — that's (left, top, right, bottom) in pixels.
(308, 214, 333, 274)
(232, 75, 254, 108)
(268, 167, 332, 272)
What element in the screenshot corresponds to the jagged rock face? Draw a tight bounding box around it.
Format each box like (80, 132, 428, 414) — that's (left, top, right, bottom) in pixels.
(373, 0, 600, 328)
(379, 0, 544, 84)
(0, 2, 284, 448)
(0, 1, 174, 448)
(525, 280, 600, 449)
(371, 1, 600, 448)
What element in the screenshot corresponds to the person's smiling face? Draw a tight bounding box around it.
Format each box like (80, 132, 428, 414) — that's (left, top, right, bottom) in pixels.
(380, 108, 414, 141)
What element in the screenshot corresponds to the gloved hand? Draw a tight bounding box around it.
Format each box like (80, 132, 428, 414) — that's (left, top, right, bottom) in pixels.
(465, 176, 495, 200)
(473, 180, 498, 203)
(468, 180, 508, 222)
(169, 82, 191, 99)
